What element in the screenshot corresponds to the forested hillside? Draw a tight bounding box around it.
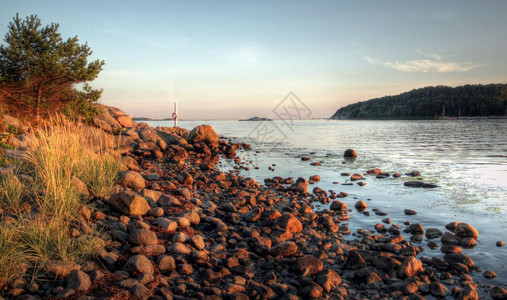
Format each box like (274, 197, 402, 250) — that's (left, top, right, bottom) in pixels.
(330, 84, 507, 119)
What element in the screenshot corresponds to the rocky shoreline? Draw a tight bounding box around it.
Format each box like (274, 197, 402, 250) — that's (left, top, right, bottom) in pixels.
(1, 107, 506, 300)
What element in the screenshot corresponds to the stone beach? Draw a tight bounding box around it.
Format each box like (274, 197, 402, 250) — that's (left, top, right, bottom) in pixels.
(1, 106, 506, 300)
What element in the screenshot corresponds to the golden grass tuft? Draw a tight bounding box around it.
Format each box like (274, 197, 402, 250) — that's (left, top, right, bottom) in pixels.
(0, 116, 122, 287)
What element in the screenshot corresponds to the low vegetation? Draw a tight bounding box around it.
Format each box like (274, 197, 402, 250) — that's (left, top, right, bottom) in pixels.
(0, 118, 121, 288)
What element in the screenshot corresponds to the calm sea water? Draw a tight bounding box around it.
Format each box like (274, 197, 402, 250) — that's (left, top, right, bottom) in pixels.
(147, 119, 507, 285)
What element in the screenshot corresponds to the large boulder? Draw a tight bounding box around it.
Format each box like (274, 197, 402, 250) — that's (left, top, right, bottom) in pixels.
(187, 125, 219, 149)
(107, 190, 150, 216)
(116, 115, 134, 128)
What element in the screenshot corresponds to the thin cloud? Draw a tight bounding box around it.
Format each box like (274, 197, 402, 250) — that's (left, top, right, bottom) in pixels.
(365, 55, 479, 73)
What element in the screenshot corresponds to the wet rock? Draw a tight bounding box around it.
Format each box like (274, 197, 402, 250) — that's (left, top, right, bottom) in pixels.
(44, 260, 81, 278)
(330, 200, 347, 212)
(309, 175, 321, 183)
(483, 270, 497, 279)
(121, 171, 146, 190)
(315, 269, 342, 292)
(124, 255, 154, 275)
(444, 253, 474, 268)
(129, 229, 158, 246)
(441, 232, 460, 245)
(354, 200, 367, 211)
(107, 190, 150, 216)
(426, 228, 443, 239)
(491, 286, 507, 299)
(409, 223, 424, 234)
(441, 245, 462, 254)
(343, 149, 357, 157)
(65, 270, 91, 292)
(271, 241, 298, 257)
(404, 209, 417, 215)
(398, 256, 423, 278)
(497, 241, 506, 247)
(455, 223, 479, 240)
(458, 284, 479, 300)
(350, 174, 363, 181)
(289, 177, 308, 194)
(295, 256, 324, 275)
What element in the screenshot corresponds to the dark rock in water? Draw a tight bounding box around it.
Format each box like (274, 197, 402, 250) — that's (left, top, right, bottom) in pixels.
(426, 228, 443, 239)
(455, 223, 479, 240)
(357, 181, 366, 186)
(483, 270, 497, 279)
(441, 232, 460, 245)
(354, 200, 367, 211)
(491, 286, 507, 299)
(441, 245, 462, 254)
(350, 174, 363, 181)
(393, 172, 402, 178)
(301, 156, 311, 161)
(310, 162, 322, 166)
(409, 223, 424, 234)
(404, 209, 418, 215)
(404, 181, 438, 188)
(497, 241, 506, 247)
(407, 171, 421, 177)
(340, 172, 351, 176)
(330, 200, 347, 212)
(343, 149, 357, 157)
(444, 253, 474, 268)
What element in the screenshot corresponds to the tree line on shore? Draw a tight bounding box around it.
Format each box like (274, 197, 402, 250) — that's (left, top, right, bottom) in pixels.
(330, 84, 507, 119)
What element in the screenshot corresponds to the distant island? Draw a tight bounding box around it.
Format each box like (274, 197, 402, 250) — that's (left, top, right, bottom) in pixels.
(239, 117, 272, 121)
(330, 84, 507, 119)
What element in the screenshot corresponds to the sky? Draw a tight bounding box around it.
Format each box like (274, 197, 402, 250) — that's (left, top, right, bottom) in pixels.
(1, 0, 507, 119)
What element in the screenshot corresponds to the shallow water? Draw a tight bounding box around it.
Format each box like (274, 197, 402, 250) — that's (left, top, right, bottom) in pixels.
(147, 119, 507, 286)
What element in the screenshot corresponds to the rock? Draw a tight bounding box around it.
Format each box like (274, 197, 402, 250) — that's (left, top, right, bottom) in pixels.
(404, 209, 417, 215)
(483, 270, 497, 279)
(302, 283, 323, 299)
(345, 251, 366, 269)
(430, 282, 449, 298)
(441, 232, 460, 245)
(309, 175, 321, 183)
(65, 270, 91, 291)
(296, 256, 324, 275)
(157, 255, 176, 271)
(455, 223, 479, 240)
(129, 229, 158, 246)
(350, 174, 363, 181)
(458, 284, 479, 300)
(187, 125, 219, 148)
(278, 214, 303, 233)
(497, 241, 506, 247)
(122, 156, 142, 172)
(491, 286, 507, 299)
(124, 255, 154, 275)
(177, 171, 193, 186)
(271, 241, 298, 257)
(121, 171, 146, 190)
(131, 283, 151, 300)
(409, 223, 424, 234)
(444, 253, 474, 268)
(72, 176, 90, 199)
(107, 190, 150, 216)
(315, 269, 342, 292)
(191, 235, 205, 250)
(354, 200, 367, 211)
(398, 256, 423, 278)
(117, 115, 134, 128)
(426, 228, 443, 239)
(169, 242, 192, 256)
(330, 200, 347, 211)
(343, 149, 357, 157)
(289, 177, 308, 194)
(152, 217, 178, 231)
(44, 260, 81, 278)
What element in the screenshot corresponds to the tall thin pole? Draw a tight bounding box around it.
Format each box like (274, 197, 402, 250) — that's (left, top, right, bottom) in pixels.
(173, 81, 178, 127)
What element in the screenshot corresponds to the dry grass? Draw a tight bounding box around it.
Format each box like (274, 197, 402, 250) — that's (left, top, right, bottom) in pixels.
(0, 116, 121, 287)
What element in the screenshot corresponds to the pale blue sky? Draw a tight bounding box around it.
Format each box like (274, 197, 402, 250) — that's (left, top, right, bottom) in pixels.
(1, 1, 506, 119)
